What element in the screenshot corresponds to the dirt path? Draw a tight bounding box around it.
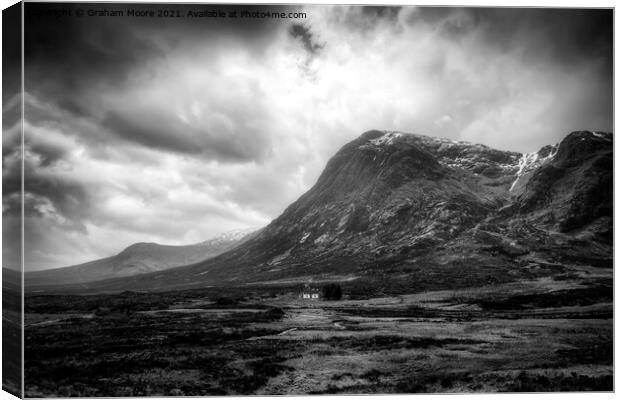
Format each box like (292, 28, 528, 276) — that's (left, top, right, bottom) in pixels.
(281, 307, 338, 329)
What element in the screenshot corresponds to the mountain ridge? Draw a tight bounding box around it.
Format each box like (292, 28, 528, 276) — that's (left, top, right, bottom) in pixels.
(26, 228, 259, 286)
(26, 130, 612, 293)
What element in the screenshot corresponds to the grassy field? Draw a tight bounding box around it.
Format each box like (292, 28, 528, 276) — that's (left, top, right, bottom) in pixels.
(3, 269, 22, 397)
(24, 265, 612, 396)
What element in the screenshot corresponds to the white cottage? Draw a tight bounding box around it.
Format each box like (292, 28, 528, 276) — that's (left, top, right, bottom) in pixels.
(301, 283, 320, 300)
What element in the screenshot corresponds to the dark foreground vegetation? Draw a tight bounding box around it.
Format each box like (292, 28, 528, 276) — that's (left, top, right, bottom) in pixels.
(3, 269, 22, 397)
(24, 274, 613, 396)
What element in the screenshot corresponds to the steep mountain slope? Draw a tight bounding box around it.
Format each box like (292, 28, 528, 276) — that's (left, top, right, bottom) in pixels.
(232, 131, 515, 266)
(26, 228, 258, 286)
(508, 131, 612, 235)
(30, 130, 612, 293)
(441, 130, 613, 274)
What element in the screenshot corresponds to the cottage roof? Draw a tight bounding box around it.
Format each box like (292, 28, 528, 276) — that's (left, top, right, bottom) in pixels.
(302, 284, 320, 293)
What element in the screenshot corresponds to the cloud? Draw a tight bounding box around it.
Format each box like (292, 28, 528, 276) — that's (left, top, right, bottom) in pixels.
(302, 5, 612, 150)
(2, 4, 22, 105)
(11, 4, 612, 270)
(289, 24, 324, 55)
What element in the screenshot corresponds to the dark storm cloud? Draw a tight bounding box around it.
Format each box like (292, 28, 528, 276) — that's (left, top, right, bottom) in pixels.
(411, 7, 612, 69)
(1, 105, 20, 162)
(2, 94, 22, 129)
(28, 138, 69, 168)
(2, 143, 90, 231)
(102, 109, 270, 162)
(102, 110, 211, 156)
(335, 5, 401, 33)
(23, 2, 294, 161)
(24, 177, 90, 231)
(24, 4, 164, 114)
(289, 24, 324, 55)
(476, 8, 611, 66)
(477, 8, 614, 139)
(16, 3, 302, 269)
(24, 2, 295, 102)
(2, 3, 21, 104)
(2, 153, 20, 200)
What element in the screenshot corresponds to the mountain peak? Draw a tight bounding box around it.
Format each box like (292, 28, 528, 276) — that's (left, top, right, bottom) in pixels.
(362, 131, 405, 146)
(552, 130, 613, 167)
(357, 130, 522, 182)
(118, 242, 161, 256)
(26, 229, 259, 287)
(27, 129, 612, 292)
(194, 227, 259, 247)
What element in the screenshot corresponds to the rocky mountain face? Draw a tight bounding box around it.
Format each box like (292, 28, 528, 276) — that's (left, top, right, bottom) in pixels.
(508, 131, 612, 234)
(26, 229, 258, 287)
(30, 130, 612, 293)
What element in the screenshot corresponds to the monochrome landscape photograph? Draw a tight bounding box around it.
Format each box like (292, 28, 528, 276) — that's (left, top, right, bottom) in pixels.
(2, 2, 614, 397)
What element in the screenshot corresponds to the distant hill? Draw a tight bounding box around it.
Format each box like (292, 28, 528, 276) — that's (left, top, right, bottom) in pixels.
(28, 130, 612, 293)
(25, 228, 258, 287)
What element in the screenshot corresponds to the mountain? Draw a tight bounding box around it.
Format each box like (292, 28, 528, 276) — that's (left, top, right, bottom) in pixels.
(194, 228, 259, 248)
(25, 228, 258, 287)
(29, 130, 612, 293)
(507, 131, 612, 234)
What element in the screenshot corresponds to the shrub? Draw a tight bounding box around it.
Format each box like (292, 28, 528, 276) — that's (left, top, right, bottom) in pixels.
(322, 284, 343, 300)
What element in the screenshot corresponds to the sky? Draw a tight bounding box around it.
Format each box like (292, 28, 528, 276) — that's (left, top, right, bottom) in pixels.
(2, 4, 613, 270)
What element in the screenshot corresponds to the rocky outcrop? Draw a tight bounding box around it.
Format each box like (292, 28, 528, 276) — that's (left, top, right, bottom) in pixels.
(507, 131, 612, 237)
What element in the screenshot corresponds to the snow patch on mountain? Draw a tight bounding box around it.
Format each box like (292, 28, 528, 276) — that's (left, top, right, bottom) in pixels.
(509, 145, 558, 192)
(368, 131, 403, 146)
(195, 227, 258, 247)
(591, 131, 612, 141)
(299, 232, 310, 243)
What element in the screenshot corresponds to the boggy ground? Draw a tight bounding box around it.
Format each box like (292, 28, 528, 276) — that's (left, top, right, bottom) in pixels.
(24, 265, 612, 396)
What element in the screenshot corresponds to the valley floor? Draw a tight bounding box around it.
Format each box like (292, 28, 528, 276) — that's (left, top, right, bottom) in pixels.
(23, 267, 612, 396)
